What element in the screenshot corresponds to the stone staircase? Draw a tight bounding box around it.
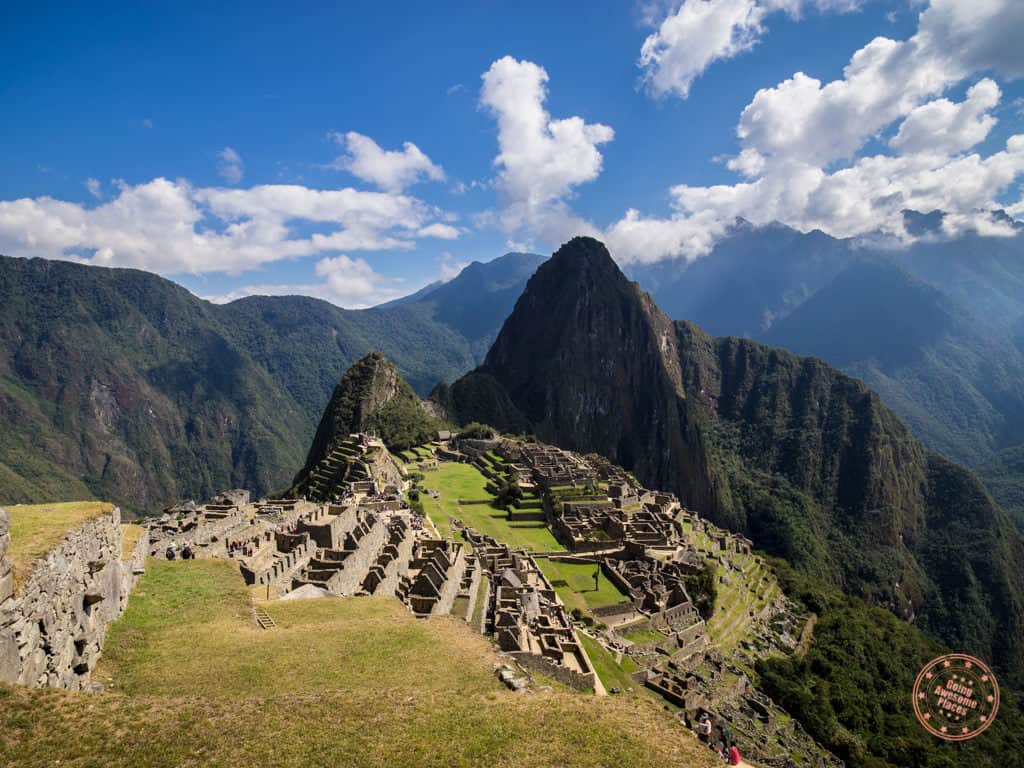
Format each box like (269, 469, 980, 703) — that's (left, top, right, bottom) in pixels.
(254, 606, 277, 630)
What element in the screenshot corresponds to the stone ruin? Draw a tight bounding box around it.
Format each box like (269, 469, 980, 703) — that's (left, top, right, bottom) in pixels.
(143, 431, 827, 764)
(145, 439, 473, 619)
(462, 527, 596, 691)
(0, 505, 148, 690)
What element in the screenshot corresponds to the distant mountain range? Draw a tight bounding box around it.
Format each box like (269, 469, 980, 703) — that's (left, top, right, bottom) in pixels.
(627, 217, 1024, 527)
(0, 251, 541, 512)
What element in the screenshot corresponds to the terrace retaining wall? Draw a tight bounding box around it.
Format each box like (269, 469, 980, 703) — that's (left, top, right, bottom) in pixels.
(0, 506, 145, 690)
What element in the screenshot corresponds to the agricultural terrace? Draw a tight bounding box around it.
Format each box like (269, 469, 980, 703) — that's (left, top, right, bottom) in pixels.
(682, 517, 780, 652)
(537, 559, 630, 613)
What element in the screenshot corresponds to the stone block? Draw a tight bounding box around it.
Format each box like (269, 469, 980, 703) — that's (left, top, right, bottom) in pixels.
(0, 629, 19, 684)
(0, 569, 10, 605)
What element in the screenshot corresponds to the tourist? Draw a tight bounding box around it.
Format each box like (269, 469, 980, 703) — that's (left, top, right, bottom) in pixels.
(697, 712, 712, 743)
(728, 743, 742, 766)
(182, 544, 193, 560)
(165, 545, 176, 560)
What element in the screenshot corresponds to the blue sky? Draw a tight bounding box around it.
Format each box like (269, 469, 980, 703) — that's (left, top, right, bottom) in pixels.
(2, 0, 1023, 306)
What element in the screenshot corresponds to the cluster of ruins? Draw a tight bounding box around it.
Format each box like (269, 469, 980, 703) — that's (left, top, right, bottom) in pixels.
(447, 436, 827, 765)
(461, 526, 595, 690)
(0, 421, 833, 765)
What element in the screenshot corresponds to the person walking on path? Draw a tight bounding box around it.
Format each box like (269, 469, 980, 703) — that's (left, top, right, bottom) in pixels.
(728, 743, 742, 766)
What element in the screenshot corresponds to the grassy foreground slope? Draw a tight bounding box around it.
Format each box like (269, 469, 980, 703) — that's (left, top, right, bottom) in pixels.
(0, 560, 718, 768)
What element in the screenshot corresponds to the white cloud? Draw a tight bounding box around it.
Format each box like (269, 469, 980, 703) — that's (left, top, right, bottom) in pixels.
(0, 178, 460, 276)
(734, 0, 1024, 168)
(416, 222, 460, 239)
(217, 147, 244, 184)
(608, 0, 1024, 263)
(314, 254, 404, 306)
(207, 254, 406, 309)
(85, 178, 102, 200)
(891, 79, 1001, 155)
(1007, 193, 1024, 217)
(607, 135, 1024, 264)
(329, 131, 444, 193)
(480, 56, 612, 242)
(438, 251, 468, 280)
(639, 0, 862, 99)
(142, 118, 153, 129)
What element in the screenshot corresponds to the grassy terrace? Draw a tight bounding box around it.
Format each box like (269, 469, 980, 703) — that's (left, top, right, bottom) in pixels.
(419, 462, 562, 552)
(621, 628, 666, 645)
(97, 560, 501, 697)
(537, 559, 630, 612)
(5, 501, 115, 591)
(0, 558, 718, 768)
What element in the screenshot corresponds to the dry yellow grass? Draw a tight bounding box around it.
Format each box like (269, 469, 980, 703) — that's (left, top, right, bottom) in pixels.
(6, 501, 114, 592)
(0, 558, 722, 768)
(120, 524, 145, 561)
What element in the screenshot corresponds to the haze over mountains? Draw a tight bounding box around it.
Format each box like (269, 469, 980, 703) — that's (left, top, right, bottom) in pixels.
(628, 217, 1024, 526)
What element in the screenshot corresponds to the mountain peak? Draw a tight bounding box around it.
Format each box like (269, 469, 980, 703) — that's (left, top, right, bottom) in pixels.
(547, 236, 622, 278)
(289, 351, 438, 497)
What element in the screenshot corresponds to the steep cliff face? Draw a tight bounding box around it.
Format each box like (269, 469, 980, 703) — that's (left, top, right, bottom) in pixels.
(443, 236, 1024, 687)
(448, 237, 716, 512)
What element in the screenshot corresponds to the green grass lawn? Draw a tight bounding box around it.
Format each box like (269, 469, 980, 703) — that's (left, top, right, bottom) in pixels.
(538, 560, 630, 611)
(579, 633, 637, 693)
(470, 574, 489, 630)
(0, 557, 719, 768)
(6, 501, 115, 591)
(420, 463, 563, 552)
(621, 628, 666, 645)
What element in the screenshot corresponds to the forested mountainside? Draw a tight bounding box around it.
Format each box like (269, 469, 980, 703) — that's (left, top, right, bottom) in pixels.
(977, 445, 1024, 530)
(629, 219, 1024, 480)
(0, 253, 538, 512)
(437, 236, 1024, 690)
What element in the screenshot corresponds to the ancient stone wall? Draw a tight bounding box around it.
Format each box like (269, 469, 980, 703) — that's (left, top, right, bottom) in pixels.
(0, 507, 144, 690)
(366, 449, 404, 490)
(510, 649, 596, 691)
(0, 508, 11, 607)
(431, 545, 466, 616)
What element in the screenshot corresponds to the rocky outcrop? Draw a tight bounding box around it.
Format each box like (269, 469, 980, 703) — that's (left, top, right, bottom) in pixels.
(0, 507, 146, 690)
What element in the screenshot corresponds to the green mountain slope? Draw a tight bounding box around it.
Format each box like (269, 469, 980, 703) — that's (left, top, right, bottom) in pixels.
(630, 221, 1024, 525)
(440, 236, 1024, 689)
(0, 252, 539, 512)
(976, 445, 1024, 530)
(762, 261, 1024, 468)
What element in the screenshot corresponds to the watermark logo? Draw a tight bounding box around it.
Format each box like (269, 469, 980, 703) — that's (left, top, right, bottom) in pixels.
(912, 653, 1000, 741)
